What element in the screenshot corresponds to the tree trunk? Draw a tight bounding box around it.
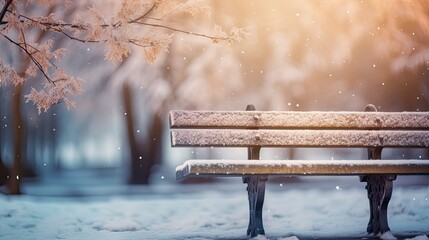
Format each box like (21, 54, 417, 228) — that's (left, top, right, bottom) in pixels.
(0, 156, 9, 186)
(137, 112, 163, 184)
(122, 83, 146, 184)
(122, 83, 164, 184)
(147, 112, 163, 167)
(0, 86, 8, 187)
(8, 84, 23, 194)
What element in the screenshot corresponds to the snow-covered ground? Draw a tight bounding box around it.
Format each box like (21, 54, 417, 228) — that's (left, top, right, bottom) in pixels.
(1, 176, 429, 240)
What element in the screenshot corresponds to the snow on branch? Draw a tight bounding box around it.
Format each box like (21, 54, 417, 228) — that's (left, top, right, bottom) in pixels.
(0, 0, 245, 113)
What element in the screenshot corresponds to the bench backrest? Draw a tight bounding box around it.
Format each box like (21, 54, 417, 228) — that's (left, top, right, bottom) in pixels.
(170, 105, 429, 149)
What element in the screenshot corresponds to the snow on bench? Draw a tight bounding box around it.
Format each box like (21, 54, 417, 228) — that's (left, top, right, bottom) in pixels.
(169, 104, 429, 239)
(176, 159, 429, 179)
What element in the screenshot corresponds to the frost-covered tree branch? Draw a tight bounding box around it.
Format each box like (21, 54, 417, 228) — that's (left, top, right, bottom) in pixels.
(0, 0, 12, 22)
(0, 0, 246, 113)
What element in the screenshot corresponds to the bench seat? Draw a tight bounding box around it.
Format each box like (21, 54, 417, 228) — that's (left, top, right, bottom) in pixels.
(176, 159, 429, 179)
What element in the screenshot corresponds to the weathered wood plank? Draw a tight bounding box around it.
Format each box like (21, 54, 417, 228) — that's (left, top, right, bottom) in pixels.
(169, 111, 429, 130)
(176, 159, 429, 179)
(171, 129, 429, 148)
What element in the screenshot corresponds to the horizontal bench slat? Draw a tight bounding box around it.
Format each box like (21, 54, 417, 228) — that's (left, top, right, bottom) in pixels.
(176, 159, 429, 179)
(170, 111, 429, 130)
(171, 129, 429, 148)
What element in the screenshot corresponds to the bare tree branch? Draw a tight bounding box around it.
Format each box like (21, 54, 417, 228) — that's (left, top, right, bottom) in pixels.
(0, 0, 13, 23)
(8, 10, 88, 31)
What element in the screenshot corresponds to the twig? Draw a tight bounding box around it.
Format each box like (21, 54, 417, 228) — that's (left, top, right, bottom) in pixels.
(127, 39, 152, 48)
(59, 29, 102, 43)
(0, 0, 13, 23)
(133, 21, 230, 41)
(10, 10, 87, 31)
(129, 3, 157, 23)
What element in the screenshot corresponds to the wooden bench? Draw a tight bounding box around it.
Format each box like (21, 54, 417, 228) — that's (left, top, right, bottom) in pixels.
(169, 104, 429, 238)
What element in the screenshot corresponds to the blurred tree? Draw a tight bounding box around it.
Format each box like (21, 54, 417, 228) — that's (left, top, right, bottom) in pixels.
(0, 155, 7, 186)
(1, 0, 243, 112)
(205, 0, 429, 112)
(108, 19, 245, 183)
(1, 0, 244, 188)
(1, 1, 77, 194)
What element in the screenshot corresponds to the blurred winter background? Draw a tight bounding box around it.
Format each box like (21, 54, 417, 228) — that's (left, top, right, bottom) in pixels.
(1, 1, 429, 239)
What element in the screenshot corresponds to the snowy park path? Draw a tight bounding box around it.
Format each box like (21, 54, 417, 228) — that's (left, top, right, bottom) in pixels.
(1, 177, 429, 240)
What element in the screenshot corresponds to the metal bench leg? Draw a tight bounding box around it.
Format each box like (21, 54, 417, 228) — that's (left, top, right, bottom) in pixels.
(243, 104, 267, 237)
(365, 175, 395, 235)
(244, 175, 267, 237)
(363, 105, 397, 235)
